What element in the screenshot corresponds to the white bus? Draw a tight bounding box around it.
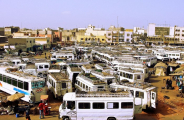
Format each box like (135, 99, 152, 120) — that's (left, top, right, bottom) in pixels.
(165, 51, 181, 60)
(75, 73, 107, 92)
(134, 55, 157, 67)
(155, 52, 169, 61)
(110, 83, 157, 110)
(59, 91, 142, 120)
(0, 67, 47, 103)
(47, 72, 72, 99)
(118, 68, 145, 83)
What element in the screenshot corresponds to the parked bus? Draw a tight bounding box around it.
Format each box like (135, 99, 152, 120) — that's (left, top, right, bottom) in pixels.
(0, 67, 47, 103)
(59, 91, 142, 120)
(110, 82, 157, 109)
(47, 72, 72, 99)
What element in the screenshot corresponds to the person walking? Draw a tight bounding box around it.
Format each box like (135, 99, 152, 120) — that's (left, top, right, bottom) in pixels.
(38, 100, 44, 119)
(26, 114, 31, 120)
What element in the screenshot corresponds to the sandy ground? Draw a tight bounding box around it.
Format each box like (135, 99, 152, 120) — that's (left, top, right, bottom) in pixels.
(1, 52, 184, 119)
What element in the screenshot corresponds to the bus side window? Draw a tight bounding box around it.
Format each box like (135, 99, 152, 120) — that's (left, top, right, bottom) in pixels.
(0, 74, 2, 81)
(24, 82, 29, 90)
(136, 91, 144, 98)
(78, 103, 90, 109)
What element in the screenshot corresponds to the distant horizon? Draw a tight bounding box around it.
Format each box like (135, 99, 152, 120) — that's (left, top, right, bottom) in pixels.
(1, 0, 184, 30)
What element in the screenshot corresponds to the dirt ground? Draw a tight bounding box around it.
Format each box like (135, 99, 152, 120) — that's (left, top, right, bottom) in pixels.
(1, 76, 183, 120)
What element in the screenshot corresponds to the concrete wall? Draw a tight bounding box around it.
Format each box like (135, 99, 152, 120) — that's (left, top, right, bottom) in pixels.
(147, 23, 155, 37)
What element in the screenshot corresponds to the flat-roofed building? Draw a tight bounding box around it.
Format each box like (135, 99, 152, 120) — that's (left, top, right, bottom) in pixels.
(5, 26, 20, 36)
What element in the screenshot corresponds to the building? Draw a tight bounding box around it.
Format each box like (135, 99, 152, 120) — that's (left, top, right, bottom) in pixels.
(146, 23, 179, 45)
(175, 26, 184, 42)
(77, 25, 107, 44)
(5, 26, 20, 36)
(124, 29, 133, 43)
(133, 27, 145, 35)
(0, 28, 4, 36)
(34, 37, 51, 50)
(8, 37, 35, 52)
(107, 26, 125, 44)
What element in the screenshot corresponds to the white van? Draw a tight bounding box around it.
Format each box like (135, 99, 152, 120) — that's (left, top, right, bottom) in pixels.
(110, 83, 157, 110)
(155, 53, 169, 61)
(165, 51, 181, 60)
(59, 91, 142, 120)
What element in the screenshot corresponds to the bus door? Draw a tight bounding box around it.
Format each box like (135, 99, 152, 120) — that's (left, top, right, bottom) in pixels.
(66, 101, 76, 119)
(151, 91, 156, 108)
(134, 97, 142, 114)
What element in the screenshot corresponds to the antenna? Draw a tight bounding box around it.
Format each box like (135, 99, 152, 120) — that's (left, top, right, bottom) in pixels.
(117, 16, 118, 28)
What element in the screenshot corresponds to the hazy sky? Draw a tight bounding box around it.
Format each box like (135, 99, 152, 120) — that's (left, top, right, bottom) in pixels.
(0, 0, 183, 30)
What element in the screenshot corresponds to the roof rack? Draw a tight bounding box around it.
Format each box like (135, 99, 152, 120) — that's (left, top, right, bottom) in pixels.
(76, 92, 130, 98)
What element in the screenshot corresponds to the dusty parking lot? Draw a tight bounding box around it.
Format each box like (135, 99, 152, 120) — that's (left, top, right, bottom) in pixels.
(0, 75, 184, 120)
(0, 54, 184, 119)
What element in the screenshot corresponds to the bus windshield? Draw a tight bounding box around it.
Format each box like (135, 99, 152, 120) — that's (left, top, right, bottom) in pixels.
(31, 81, 45, 89)
(62, 101, 66, 109)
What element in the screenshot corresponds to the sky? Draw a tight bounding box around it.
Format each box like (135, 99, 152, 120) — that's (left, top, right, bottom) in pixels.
(0, 0, 184, 30)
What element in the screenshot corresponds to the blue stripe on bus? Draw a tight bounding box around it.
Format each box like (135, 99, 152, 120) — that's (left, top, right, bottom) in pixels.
(13, 88, 30, 95)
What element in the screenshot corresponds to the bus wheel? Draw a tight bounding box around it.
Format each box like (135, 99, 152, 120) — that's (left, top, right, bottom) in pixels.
(63, 117, 69, 120)
(107, 117, 116, 120)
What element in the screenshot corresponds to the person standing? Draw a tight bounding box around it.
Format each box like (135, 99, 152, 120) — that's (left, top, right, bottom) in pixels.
(38, 101, 44, 119)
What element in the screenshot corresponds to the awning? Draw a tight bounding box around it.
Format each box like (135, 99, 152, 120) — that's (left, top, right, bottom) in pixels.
(169, 73, 183, 76)
(7, 93, 25, 102)
(40, 95, 48, 100)
(174, 67, 184, 73)
(168, 63, 179, 67)
(154, 62, 167, 68)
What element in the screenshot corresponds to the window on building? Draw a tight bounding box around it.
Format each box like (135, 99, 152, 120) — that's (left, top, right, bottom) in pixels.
(47, 40, 49, 43)
(102, 39, 104, 41)
(93, 102, 104, 109)
(126, 39, 129, 42)
(81, 38, 83, 40)
(62, 83, 66, 88)
(108, 33, 111, 36)
(30, 41, 32, 43)
(107, 102, 119, 109)
(18, 80, 23, 89)
(24, 82, 29, 90)
(67, 36, 70, 41)
(78, 103, 90, 109)
(121, 102, 133, 108)
(182, 30, 184, 32)
(127, 34, 130, 36)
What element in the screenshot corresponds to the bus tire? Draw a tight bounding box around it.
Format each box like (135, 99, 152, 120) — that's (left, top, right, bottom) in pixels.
(107, 117, 116, 120)
(62, 116, 69, 120)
